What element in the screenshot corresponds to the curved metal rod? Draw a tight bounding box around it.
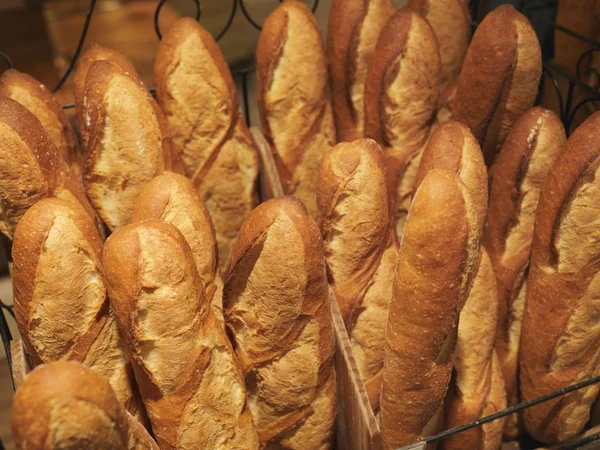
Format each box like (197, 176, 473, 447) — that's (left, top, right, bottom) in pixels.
(576, 47, 600, 81)
(242, 0, 319, 31)
(0, 52, 13, 70)
(238, 0, 262, 30)
(567, 97, 600, 134)
(542, 66, 565, 122)
(155, 0, 201, 40)
(0, 301, 14, 320)
(0, 301, 13, 391)
(216, 0, 238, 42)
(52, 0, 97, 93)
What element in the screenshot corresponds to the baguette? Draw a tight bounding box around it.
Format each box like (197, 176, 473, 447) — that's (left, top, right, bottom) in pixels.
(74, 45, 139, 149)
(257, 0, 336, 217)
(413, 122, 507, 449)
(407, 0, 470, 121)
(154, 18, 259, 274)
(441, 249, 507, 450)
(223, 197, 336, 448)
(484, 107, 566, 439)
(103, 220, 258, 450)
(452, 5, 542, 166)
(413, 120, 487, 237)
(12, 198, 144, 421)
(0, 96, 64, 239)
(130, 171, 223, 319)
(364, 8, 441, 242)
(327, 0, 395, 141)
(0, 69, 77, 165)
(380, 169, 478, 450)
(83, 60, 175, 231)
(12, 361, 158, 450)
(519, 111, 600, 444)
(0, 69, 101, 230)
(317, 138, 396, 411)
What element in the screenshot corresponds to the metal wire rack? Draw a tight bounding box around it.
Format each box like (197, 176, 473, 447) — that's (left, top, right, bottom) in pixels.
(0, 0, 599, 449)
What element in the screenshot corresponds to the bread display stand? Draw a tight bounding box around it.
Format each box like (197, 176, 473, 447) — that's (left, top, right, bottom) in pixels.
(251, 126, 383, 450)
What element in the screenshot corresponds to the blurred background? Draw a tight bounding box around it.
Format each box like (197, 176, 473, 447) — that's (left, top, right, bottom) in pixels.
(0, 0, 599, 448)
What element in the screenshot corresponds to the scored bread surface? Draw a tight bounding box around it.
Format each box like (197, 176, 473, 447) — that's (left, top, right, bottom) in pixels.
(453, 4, 542, 166)
(0, 96, 65, 239)
(327, 0, 395, 141)
(154, 17, 259, 273)
(223, 197, 336, 448)
(257, 1, 336, 217)
(11, 361, 158, 450)
(484, 107, 566, 438)
(380, 169, 479, 450)
(73, 45, 139, 149)
(317, 138, 396, 411)
(519, 111, 600, 444)
(83, 60, 174, 231)
(103, 220, 258, 450)
(11, 198, 143, 420)
(130, 171, 224, 320)
(364, 8, 441, 242)
(0, 69, 77, 165)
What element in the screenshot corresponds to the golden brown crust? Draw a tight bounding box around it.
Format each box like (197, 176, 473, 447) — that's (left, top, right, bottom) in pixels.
(0, 70, 101, 231)
(0, 96, 65, 239)
(103, 220, 258, 450)
(317, 138, 395, 412)
(83, 60, 174, 231)
(520, 111, 600, 444)
(442, 249, 506, 450)
(11, 198, 143, 420)
(414, 120, 488, 236)
(408, 0, 470, 88)
(484, 107, 566, 439)
(257, 1, 336, 217)
(223, 196, 336, 448)
(363, 7, 441, 242)
(154, 18, 259, 273)
(327, 0, 395, 141)
(11, 361, 158, 450)
(73, 45, 139, 149)
(130, 171, 223, 318)
(380, 169, 479, 450)
(453, 4, 542, 166)
(0, 69, 77, 165)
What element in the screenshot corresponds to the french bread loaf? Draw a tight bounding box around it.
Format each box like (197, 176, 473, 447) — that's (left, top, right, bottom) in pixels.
(154, 17, 259, 274)
(317, 138, 396, 411)
(412, 121, 506, 449)
(130, 171, 223, 319)
(452, 4, 542, 166)
(257, 0, 336, 217)
(83, 60, 175, 231)
(12, 198, 144, 421)
(73, 45, 139, 149)
(0, 69, 77, 165)
(0, 96, 64, 239)
(327, 0, 395, 141)
(484, 107, 566, 439)
(519, 111, 600, 444)
(364, 7, 441, 242)
(413, 120, 487, 237)
(103, 220, 258, 450)
(223, 197, 336, 449)
(12, 361, 158, 450)
(408, 0, 471, 120)
(441, 249, 507, 450)
(0, 69, 101, 230)
(380, 169, 478, 450)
